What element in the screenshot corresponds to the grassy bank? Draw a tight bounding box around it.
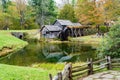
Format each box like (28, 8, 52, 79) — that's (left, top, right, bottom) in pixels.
(40, 35, 103, 46)
(0, 64, 58, 80)
(0, 62, 85, 80)
(0, 30, 28, 56)
(69, 35, 103, 45)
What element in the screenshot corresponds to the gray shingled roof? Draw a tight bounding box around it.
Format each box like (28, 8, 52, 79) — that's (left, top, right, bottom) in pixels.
(72, 23, 82, 26)
(56, 19, 73, 26)
(42, 25, 62, 32)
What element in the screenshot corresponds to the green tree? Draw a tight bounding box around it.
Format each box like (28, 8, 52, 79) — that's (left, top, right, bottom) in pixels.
(46, 0, 57, 24)
(29, 0, 57, 26)
(58, 4, 77, 22)
(1, 0, 10, 13)
(24, 5, 39, 29)
(0, 1, 38, 30)
(0, 0, 12, 29)
(15, 0, 26, 29)
(98, 21, 120, 58)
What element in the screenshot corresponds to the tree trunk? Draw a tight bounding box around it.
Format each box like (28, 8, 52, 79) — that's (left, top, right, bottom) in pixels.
(20, 10, 25, 29)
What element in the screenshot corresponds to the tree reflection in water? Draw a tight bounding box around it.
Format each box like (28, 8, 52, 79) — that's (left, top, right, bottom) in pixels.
(0, 42, 96, 66)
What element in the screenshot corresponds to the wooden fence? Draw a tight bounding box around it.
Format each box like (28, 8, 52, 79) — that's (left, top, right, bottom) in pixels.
(49, 56, 120, 80)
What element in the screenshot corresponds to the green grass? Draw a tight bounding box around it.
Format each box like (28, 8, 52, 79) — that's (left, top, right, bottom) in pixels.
(69, 35, 104, 47)
(0, 30, 28, 55)
(0, 62, 86, 80)
(0, 29, 37, 33)
(32, 63, 65, 71)
(0, 64, 58, 80)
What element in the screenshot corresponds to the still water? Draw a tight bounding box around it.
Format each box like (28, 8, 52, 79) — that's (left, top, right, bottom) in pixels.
(0, 42, 97, 66)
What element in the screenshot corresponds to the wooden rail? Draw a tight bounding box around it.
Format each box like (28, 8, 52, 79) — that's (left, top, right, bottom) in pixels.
(49, 56, 120, 80)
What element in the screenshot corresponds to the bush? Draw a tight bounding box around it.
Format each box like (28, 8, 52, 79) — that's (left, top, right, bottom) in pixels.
(100, 25, 107, 33)
(98, 22, 120, 58)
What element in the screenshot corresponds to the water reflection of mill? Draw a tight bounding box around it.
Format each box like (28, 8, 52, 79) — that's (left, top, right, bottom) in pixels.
(42, 43, 96, 62)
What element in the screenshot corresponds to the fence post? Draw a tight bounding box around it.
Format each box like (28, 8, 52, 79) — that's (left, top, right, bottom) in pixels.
(88, 58, 93, 75)
(58, 72, 62, 80)
(49, 74, 52, 80)
(68, 63, 72, 80)
(106, 56, 112, 70)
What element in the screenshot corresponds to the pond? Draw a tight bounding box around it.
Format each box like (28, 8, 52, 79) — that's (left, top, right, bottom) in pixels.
(0, 42, 97, 66)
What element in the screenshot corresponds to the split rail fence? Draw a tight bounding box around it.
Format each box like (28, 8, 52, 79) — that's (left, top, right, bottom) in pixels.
(49, 56, 120, 80)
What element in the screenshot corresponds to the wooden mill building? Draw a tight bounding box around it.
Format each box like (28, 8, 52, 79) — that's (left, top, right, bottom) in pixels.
(41, 25, 62, 38)
(41, 19, 87, 40)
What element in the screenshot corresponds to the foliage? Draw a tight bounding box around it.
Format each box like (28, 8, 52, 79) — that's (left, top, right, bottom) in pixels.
(75, 0, 120, 34)
(58, 4, 77, 22)
(98, 21, 120, 58)
(29, 0, 57, 26)
(99, 25, 107, 33)
(15, 0, 26, 29)
(24, 6, 39, 29)
(75, 0, 104, 25)
(0, 1, 39, 30)
(0, 0, 120, 30)
(103, 0, 120, 21)
(0, 0, 12, 29)
(1, 0, 11, 13)
(0, 12, 11, 29)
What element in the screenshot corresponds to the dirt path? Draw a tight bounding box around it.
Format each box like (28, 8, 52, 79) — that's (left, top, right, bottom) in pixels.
(80, 70, 120, 80)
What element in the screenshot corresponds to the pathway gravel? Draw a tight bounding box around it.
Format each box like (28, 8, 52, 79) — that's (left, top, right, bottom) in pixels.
(82, 71, 120, 80)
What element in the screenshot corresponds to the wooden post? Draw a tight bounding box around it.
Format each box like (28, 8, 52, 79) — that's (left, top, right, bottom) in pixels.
(72, 28, 73, 37)
(88, 58, 93, 75)
(78, 28, 81, 37)
(49, 74, 52, 80)
(68, 63, 72, 80)
(58, 72, 62, 80)
(74, 28, 77, 37)
(106, 56, 112, 70)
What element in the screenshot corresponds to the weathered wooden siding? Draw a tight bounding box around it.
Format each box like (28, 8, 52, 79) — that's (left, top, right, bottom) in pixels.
(43, 32, 59, 38)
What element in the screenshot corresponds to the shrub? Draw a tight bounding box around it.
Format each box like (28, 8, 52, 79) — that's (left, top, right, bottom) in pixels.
(98, 22, 120, 58)
(100, 25, 107, 33)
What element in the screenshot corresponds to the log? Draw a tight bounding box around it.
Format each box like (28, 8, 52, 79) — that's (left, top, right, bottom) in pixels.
(72, 69, 89, 77)
(111, 58, 120, 63)
(112, 63, 120, 66)
(93, 67, 106, 72)
(72, 66, 88, 73)
(93, 58, 107, 64)
(72, 63, 89, 69)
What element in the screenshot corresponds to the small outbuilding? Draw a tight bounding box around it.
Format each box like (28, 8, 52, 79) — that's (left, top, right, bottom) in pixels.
(41, 25, 62, 38)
